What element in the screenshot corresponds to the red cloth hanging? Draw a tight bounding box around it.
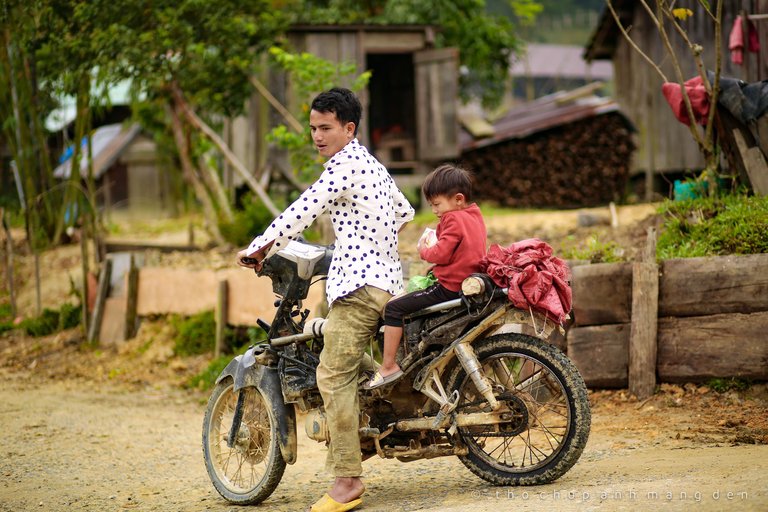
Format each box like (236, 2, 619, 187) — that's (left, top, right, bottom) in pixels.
(481, 239, 572, 325)
(729, 15, 760, 65)
(661, 76, 710, 126)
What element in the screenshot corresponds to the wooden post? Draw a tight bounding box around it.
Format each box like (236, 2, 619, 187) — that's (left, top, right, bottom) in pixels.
(124, 255, 139, 340)
(629, 228, 659, 399)
(1, 209, 17, 318)
(80, 223, 90, 332)
(215, 280, 229, 358)
(34, 252, 41, 316)
(88, 257, 113, 345)
(732, 128, 768, 195)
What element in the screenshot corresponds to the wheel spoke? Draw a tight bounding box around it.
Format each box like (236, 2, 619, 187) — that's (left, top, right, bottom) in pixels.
(458, 351, 572, 473)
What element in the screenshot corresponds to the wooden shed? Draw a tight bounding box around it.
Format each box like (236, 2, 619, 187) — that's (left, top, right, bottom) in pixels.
(584, 1, 768, 196)
(53, 123, 170, 219)
(224, 24, 460, 191)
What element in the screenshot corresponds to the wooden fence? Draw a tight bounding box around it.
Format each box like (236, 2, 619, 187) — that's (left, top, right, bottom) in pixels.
(567, 253, 768, 392)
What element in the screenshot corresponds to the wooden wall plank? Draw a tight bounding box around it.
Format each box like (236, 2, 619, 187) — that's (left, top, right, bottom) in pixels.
(571, 262, 632, 326)
(658, 311, 768, 381)
(660, 254, 768, 316)
(136, 267, 325, 327)
(567, 323, 630, 388)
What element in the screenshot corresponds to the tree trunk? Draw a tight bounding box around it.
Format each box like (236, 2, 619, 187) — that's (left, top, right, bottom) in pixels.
(168, 99, 226, 246)
(172, 86, 281, 217)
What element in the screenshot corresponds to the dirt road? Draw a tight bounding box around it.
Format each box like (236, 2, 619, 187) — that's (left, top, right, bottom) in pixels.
(1, 367, 766, 512)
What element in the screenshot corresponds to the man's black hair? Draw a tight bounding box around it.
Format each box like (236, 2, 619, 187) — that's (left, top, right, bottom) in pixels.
(310, 87, 362, 135)
(422, 164, 474, 201)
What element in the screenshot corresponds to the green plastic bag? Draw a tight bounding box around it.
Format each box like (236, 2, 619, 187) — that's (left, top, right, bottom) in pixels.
(406, 272, 438, 293)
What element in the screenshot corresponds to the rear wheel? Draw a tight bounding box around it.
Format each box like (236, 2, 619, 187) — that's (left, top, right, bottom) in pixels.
(446, 333, 590, 485)
(202, 380, 286, 504)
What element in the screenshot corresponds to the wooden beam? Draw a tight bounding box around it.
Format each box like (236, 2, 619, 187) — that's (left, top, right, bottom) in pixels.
(628, 228, 659, 399)
(660, 254, 768, 316)
(124, 255, 139, 340)
(571, 262, 633, 326)
(215, 280, 229, 358)
(88, 257, 113, 345)
(732, 127, 768, 195)
(567, 323, 630, 388)
(658, 311, 768, 381)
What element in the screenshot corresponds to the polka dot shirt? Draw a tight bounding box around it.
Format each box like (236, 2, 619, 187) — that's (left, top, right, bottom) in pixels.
(246, 139, 415, 304)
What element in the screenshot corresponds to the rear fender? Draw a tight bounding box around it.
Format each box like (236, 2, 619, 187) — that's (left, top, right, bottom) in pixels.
(216, 348, 297, 464)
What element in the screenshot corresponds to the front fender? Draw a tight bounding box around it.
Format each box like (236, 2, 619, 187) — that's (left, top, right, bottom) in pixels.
(215, 347, 297, 465)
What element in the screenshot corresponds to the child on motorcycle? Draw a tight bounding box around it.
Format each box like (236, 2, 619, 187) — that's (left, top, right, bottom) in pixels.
(365, 164, 488, 389)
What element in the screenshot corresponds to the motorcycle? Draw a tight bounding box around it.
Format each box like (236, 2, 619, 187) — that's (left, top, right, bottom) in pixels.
(202, 240, 591, 504)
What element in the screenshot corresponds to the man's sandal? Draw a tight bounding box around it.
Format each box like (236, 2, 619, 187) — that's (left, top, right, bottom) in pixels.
(309, 493, 363, 512)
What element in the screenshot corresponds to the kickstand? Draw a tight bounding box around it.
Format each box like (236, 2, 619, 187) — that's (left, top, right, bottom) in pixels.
(419, 370, 460, 429)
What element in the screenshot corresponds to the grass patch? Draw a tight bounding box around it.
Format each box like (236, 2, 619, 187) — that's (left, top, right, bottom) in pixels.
(188, 355, 233, 390)
(0, 302, 14, 334)
(707, 377, 751, 393)
(186, 335, 259, 390)
(177, 317, 268, 390)
(171, 311, 223, 356)
(18, 303, 82, 337)
(657, 194, 768, 259)
(560, 235, 626, 263)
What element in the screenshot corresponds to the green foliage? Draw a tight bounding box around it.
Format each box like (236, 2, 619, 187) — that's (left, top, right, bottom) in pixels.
(0, 302, 14, 334)
(219, 194, 283, 247)
(187, 326, 266, 390)
(657, 194, 768, 259)
(560, 235, 626, 263)
(707, 377, 750, 393)
(266, 47, 371, 183)
(19, 303, 82, 337)
(171, 311, 223, 356)
(188, 354, 233, 390)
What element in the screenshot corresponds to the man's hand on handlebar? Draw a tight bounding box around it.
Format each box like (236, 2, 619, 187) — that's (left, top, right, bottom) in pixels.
(236, 241, 274, 271)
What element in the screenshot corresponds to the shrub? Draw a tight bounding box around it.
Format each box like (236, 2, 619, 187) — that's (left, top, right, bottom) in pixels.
(188, 355, 232, 390)
(186, 326, 267, 390)
(19, 304, 82, 337)
(707, 377, 750, 393)
(657, 194, 768, 259)
(171, 311, 222, 356)
(219, 195, 281, 247)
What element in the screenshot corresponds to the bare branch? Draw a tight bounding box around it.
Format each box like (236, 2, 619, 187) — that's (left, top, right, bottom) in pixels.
(661, 6, 711, 94)
(697, 0, 716, 21)
(171, 84, 281, 217)
(703, 0, 723, 146)
(606, 0, 669, 82)
(645, 0, 709, 152)
(250, 76, 304, 134)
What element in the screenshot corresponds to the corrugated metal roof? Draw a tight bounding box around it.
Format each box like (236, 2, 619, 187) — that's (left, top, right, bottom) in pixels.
(460, 91, 626, 152)
(54, 123, 141, 179)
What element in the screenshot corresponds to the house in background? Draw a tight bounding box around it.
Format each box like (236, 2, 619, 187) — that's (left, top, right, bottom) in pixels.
(224, 24, 460, 192)
(510, 43, 613, 101)
(584, 0, 768, 198)
(53, 123, 168, 219)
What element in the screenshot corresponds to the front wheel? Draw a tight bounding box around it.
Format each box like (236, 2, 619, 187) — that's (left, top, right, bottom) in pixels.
(202, 379, 286, 504)
(446, 333, 591, 485)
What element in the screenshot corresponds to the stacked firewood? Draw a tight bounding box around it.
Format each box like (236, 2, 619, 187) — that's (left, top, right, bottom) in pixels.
(461, 113, 635, 208)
